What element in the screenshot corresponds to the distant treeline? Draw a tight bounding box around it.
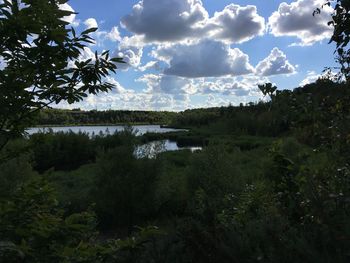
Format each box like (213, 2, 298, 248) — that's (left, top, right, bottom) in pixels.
(171, 80, 350, 143)
(35, 108, 177, 125)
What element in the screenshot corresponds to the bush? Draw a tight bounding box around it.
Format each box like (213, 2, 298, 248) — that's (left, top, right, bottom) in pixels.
(92, 144, 158, 230)
(30, 130, 94, 172)
(0, 139, 36, 200)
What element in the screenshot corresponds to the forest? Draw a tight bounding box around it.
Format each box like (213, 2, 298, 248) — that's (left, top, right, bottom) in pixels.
(0, 0, 350, 262)
(34, 109, 176, 126)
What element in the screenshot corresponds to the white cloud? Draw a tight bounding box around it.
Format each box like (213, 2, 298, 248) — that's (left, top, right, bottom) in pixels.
(205, 94, 230, 108)
(61, 74, 193, 111)
(116, 46, 143, 69)
(194, 76, 267, 97)
(206, 4, 265, 44)
(256, 47, 296, 76)
(152, 39, 254, 78)
(82, 19, 121, 46)
(121, 0, 208, 43)
(200, 80, 251, 96)
(111, 35, 145, 70)
(268, 0, 333, 46)
(58, 77, 156, 111)
(139, 61, 161, 72)
(136, 73, 266, 110)
(84, 18, 98, 29)
(121, 1, 265, 45)
(67, 46, 95, 68)
(78, 46, 95, 61)
(137, 74, 193, 110)
(106, 27, 121, 42)
(138, 74, 193, 96)
(59, 3, 79, 26)
(299, 71, 320, 86)
(118, 35, 145, 49)
(121, 0, 268, 45)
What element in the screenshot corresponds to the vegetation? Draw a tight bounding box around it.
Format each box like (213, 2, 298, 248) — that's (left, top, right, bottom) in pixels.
(0, 0, 123, 150)
(316, 0, 350, 82)
(1, 79, 349, 262)
(0, 0, 350, 262)
(34, 108, 177, 126)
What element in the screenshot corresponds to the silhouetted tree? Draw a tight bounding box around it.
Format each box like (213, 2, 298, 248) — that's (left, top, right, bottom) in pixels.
(315, 0, 350, 82)
(0, 0, 124, 150)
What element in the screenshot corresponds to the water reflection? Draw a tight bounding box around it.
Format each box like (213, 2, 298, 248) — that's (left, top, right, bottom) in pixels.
(135, 140, 202, 158)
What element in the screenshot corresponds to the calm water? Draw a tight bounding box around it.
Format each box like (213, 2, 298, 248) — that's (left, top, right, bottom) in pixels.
(135, 140, 202, 158)
(26, 125, 186, 136)
(26, 125, 200, 156)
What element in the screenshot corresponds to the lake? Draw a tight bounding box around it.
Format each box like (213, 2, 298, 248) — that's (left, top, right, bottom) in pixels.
(26, 125, 201, 156)
(26, 125, 186, 136)
(135, 140, 202, 158)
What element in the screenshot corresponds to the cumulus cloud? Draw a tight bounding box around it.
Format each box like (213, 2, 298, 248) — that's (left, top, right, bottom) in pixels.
(152, 39, 254, 78)
(121, 0, 208, 43)
(136, 74, 193, 110)
(121, 0, 265, 45)
(268, 0, 333, 45)
(59, 3, 79, 26)
(256, 47, 296, 76)
(84, 18, 98, 29)
(138, 74, 193, 96)
(149, 94, 176, 109)
(205, 94, 230, 108)
(106, 27, 121, 42)
(139, 61, 161, 72)
(206, 4, 265, 44)
(58, 77, 155, 110)
(195, 75, 267, 97)
(84, 24, 121, 46)
(67, 46, 97, 68)
(299, 71, 321, 86)
(200, 80, 250, 96)
(117, 47, 143, 69)
(110, 35, 145, 70)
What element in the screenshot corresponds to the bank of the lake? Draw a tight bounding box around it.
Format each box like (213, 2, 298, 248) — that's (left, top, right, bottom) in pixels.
(26, 125, 204, 156)
(26, 125, 187, 136)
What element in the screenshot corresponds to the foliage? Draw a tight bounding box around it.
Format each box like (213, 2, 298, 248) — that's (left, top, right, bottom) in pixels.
(315, 0, 350, 81)
(0, 139, 35, 199)
(8, 79, 347, 262)
(0, 178, 98, 262)
(1, 1, 349, 261)
(0, 0, 123, 149)
(329, 0, 350, 81)
(92, 142, 158, 231)
(46, 164, 97, 213)
(28, 128, 140, 173)
(0, 177, 165, 263)
(35, 108, 177, 126)
(30, 130, 94, 172)
(258, 83, 277, 100)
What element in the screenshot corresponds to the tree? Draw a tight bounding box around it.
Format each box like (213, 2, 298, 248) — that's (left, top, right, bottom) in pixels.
(258, 83, 277, 99)
(258, 83, 277, 110)
(315, 0, 350, 82)
(0, 0, 124, 150)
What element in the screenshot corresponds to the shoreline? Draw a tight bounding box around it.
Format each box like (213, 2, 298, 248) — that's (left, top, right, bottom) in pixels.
(29, 123, 168, 128)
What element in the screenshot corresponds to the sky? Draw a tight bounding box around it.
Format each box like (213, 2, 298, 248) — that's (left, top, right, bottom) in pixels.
(58, 0, 337, 111)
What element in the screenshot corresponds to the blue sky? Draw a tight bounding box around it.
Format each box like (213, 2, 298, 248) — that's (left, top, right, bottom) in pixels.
(60, 0, 337, 111)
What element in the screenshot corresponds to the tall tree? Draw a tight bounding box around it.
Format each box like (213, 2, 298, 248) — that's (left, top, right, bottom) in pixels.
(0, 0, 123, 149)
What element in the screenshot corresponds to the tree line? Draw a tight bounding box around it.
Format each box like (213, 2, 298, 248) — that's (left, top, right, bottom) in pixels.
(35, 108, 177, 126)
